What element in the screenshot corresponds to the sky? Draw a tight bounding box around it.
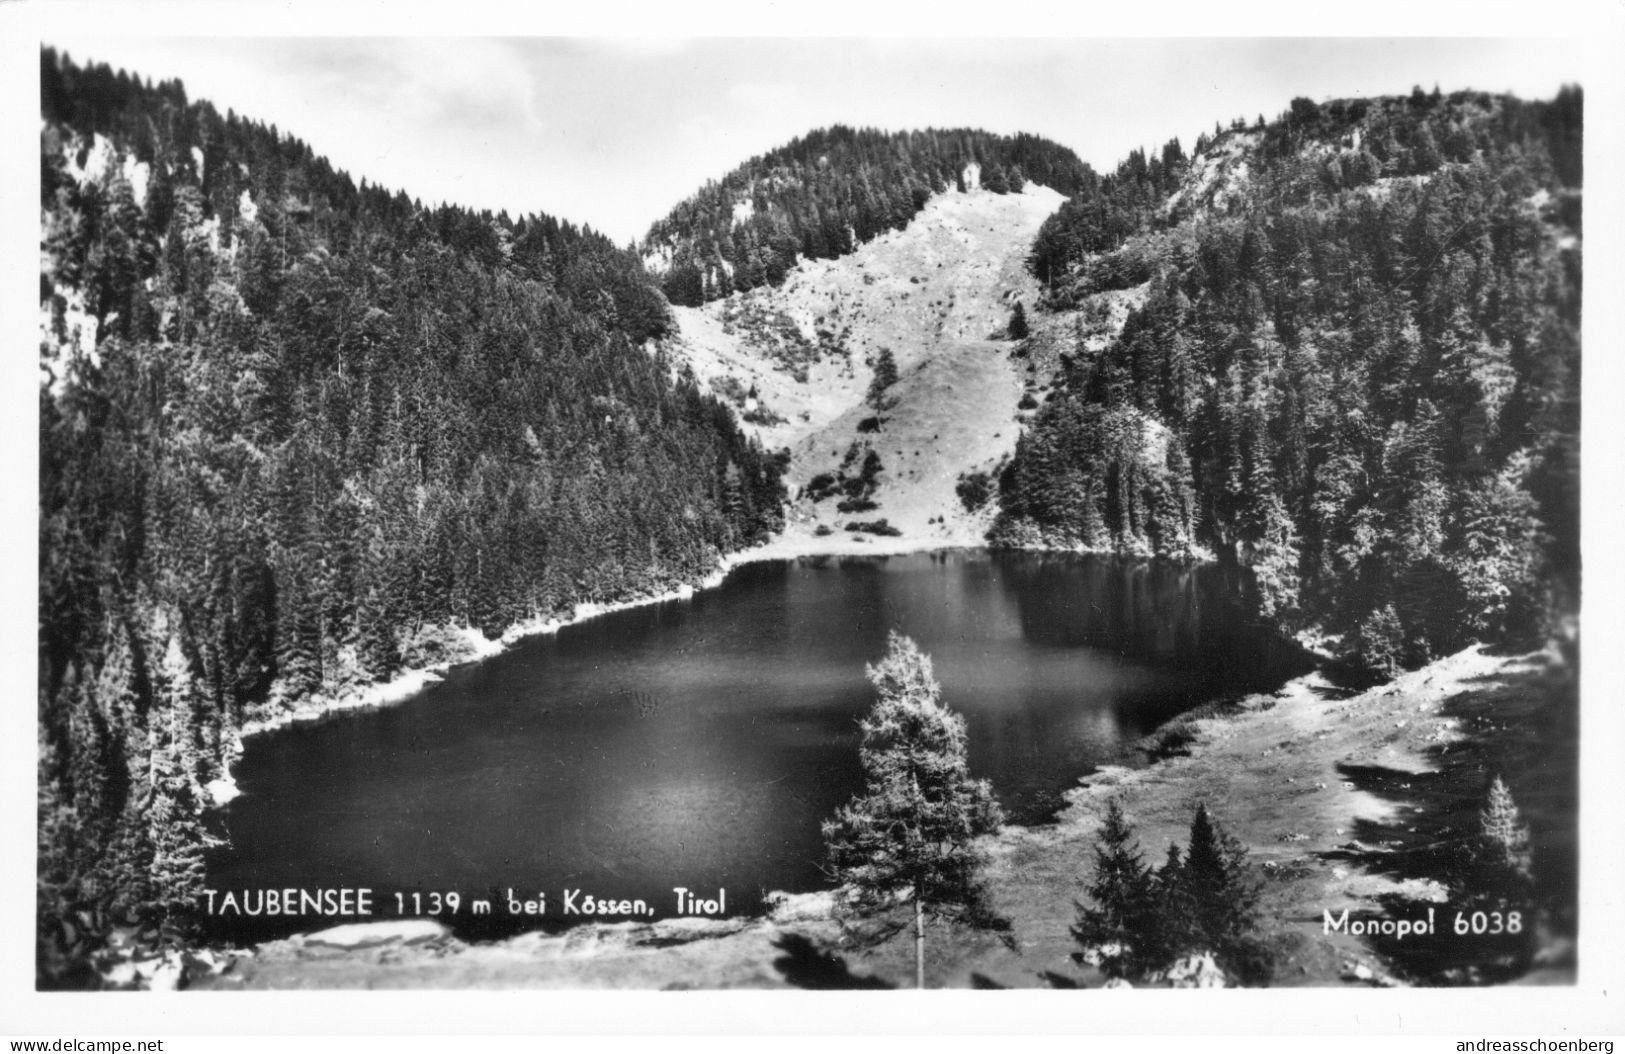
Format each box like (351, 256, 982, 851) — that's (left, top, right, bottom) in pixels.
(30, 33, 1586, 245)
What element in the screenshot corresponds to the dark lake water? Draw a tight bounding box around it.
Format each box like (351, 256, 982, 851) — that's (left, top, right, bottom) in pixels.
(206, 551, 1309, 941)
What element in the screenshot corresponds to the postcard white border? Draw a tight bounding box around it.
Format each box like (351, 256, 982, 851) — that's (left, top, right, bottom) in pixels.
(4, 0, 1623, 1038)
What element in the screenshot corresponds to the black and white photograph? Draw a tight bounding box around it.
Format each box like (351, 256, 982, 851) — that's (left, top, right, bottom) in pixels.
(9, 0, 1625, 1041)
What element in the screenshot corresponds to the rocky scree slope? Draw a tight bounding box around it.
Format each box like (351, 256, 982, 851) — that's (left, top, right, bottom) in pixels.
(661, 179, 1081, 553)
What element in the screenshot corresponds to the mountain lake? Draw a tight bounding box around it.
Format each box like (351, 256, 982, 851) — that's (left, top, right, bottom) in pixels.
(205, 550, 1312, 941)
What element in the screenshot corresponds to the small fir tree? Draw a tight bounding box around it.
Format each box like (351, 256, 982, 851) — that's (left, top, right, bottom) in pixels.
(1355, 604, 1407, 681)
(1072, 804, 1270, 985)
(1178, 804, 1266, 981)
(1008, 301, 1030, 341)
(866, 348, 899, 410)
(1479, 776, 1534, 884)
(823, 631, 1006, 988)
(1151, 841, 1197, 968)
(1071, 799, 1159, 979)
(1468, 777, 1538, 972)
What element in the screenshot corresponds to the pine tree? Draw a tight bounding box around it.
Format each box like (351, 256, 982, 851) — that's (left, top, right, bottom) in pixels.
(146, 636, 208, 924)
(1152, 842, 1197, 967)
(1355, 604, 1407, 680)
(822, 631, 1006, 988)
(1465, 776, 1538, 971)
(1071, 799, 1159, 979)
(1479, 776, 1534, 883)
(1177, 804, 1265, 980)
(1008, 301, 1030, 341)
(866, 348, 899, 410)
(37, 728, 88, 987)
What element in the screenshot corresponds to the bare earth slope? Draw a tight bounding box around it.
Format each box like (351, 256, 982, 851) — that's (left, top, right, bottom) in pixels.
(665, 183, 1066, 553)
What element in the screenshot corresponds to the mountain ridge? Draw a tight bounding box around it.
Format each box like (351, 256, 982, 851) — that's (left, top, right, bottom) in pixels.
(641, 124, 1095, 307)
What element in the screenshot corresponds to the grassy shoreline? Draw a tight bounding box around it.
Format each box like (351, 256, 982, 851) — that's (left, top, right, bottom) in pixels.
(932, 643, 1577, 988)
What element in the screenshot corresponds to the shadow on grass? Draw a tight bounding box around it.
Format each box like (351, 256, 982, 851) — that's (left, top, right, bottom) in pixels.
(770, 933, 894, 990)
(1318, 652, 1577, 984)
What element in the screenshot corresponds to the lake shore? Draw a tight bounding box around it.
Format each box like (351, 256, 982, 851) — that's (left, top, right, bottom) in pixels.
(229, 529, 993, 746)
(209, 559, 748, 806)
(213, 533, 1210, 806)
(225, 506, 1226, 758)
(188, 639, 1575, 989)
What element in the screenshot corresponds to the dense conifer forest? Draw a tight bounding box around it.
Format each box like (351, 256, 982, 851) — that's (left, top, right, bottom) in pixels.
(37, 49, 784, 984)
(644, 125, 1095, 305)
(996, 87, 1581, 671)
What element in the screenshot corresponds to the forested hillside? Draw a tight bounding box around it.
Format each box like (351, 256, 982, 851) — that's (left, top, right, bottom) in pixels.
(644, 125, 1095, 306)
(37, 49, 784, 984)
(996, 87, 1582, 670)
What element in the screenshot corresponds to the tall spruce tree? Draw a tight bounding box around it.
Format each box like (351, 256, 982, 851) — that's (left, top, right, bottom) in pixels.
(822, 631, 1006, 988)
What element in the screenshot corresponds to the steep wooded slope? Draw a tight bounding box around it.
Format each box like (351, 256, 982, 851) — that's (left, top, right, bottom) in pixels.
(37, 49, 784, 985)
(998, 88, 1582, 667)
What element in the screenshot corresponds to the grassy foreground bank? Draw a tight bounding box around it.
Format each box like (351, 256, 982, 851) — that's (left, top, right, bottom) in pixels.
(190, 644, 1576, 989)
